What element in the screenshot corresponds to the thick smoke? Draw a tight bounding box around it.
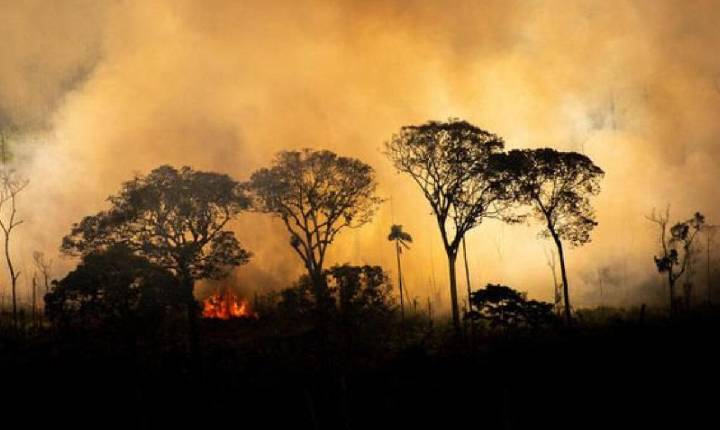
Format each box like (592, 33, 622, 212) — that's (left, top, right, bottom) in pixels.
(1, 0, 719, 309)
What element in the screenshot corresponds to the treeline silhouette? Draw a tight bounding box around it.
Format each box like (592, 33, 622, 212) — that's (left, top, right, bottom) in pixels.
(48, 119, 606, 330)
(1, 119, 718, 429)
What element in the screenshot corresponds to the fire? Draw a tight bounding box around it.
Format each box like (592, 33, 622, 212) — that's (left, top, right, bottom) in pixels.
(202, 289, 256, 319)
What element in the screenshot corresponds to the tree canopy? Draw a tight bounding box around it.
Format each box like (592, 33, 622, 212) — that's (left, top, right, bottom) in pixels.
(45, 244, 183, 331)
(388, 224, 412, 248)
(501, 148, 604, 246)
(247, 149, 381, 297)
(468, 283, 555, 330)
(61, 165, 252, 288)
(386, 119, 511, 252)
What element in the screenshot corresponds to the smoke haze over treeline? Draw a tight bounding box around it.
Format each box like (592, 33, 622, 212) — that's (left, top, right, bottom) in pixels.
(1, 0, 720, 310)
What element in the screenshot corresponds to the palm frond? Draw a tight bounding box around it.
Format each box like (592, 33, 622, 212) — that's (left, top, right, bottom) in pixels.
(389, 224, 413, 250)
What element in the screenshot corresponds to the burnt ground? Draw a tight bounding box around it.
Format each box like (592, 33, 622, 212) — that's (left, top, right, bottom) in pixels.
(1, 310, 719, 429)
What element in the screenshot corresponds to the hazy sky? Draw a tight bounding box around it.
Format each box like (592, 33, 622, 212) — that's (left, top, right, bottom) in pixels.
(1, 0, 719, 310)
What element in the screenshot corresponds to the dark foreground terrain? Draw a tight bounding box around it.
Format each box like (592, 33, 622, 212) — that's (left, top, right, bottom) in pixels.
(2, 308, 719, 429)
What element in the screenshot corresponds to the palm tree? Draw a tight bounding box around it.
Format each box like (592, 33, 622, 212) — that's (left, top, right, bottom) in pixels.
(388, 225, 412, 321)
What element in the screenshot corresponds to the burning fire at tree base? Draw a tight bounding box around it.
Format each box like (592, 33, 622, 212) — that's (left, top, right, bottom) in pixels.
(202, 289, 257, 320)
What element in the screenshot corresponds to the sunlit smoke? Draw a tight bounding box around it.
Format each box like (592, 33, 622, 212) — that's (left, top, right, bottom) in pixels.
(2, 0, 720, 312)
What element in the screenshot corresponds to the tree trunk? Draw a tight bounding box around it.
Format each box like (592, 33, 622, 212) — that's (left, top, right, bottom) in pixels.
(668, 271, 675, 315)
(447, 250, 460, 331)
(181, 275, 202, 376)
(4, 231, 17, 331)
(396, 241, 405, 322)
(310, 267, 330, 309)
(462, 237, 472, 312)
(552, 234, 572, 325)
(32, 276, 37, 329)
(707, 236, 712, 305)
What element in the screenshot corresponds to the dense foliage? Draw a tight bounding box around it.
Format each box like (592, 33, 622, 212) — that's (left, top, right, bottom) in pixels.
(280, 264, 395, 324)
(61, 165, 252, 293)
(468, 283, 556, 330)
(45, 245, 183, 332)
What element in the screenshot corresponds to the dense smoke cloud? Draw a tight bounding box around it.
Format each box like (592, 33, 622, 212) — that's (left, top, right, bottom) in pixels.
(1, 0, 719, 310)
(0, 0, 103, 129)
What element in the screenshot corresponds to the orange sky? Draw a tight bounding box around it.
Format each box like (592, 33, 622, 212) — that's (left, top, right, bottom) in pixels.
(1, 0, 719, 310)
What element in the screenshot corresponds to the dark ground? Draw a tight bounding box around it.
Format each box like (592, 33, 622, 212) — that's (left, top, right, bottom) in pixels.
(1, 309, 719, 429)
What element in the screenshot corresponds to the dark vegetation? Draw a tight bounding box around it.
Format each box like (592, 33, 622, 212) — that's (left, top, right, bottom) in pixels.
(3, 295, 719, 429)
(1, 119, 718, 429)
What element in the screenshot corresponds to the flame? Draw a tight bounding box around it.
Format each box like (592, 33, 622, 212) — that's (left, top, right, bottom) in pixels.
(202, 289, 256, 319)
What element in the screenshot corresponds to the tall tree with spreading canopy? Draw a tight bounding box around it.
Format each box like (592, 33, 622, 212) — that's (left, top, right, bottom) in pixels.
(647, 207, 704, 313)
(385, 119, 510, 330)
(61, 165, 251, 357)
(499, 148, 604, 324)
(388, 224, 412, 321)
(247, 149, 381, 305)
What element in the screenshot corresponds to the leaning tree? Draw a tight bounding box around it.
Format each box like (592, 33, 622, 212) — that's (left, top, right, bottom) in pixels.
(61, 165, 252, 357)
(500, 148, 604, 324)
(247, 149, 381, 306)
(385, 119, 511, 330)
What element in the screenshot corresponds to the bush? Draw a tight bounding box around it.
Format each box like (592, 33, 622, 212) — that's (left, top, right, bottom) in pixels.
(279, 264, 396, 326)
(468, 283, 555, 331)
(45, 245, 184, 334)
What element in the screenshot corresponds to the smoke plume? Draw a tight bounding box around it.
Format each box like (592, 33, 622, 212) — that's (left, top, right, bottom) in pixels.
(2, 0, 720, 309)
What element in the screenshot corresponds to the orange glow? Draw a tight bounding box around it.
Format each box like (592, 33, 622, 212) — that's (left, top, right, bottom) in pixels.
(202, 290, 256, 320)
(6, 0, 720, 310)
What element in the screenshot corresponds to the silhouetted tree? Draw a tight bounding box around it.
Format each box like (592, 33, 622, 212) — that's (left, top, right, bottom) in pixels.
(388, 224, 412, 321)
(328, 264, 395, 325)
(385, 119, 511, 330)
(280, 264, 395, 329)
(248, 149, 381, 306)
(279, 279, 315, 321)
(31, 252, 52, 327)
(61, 165, 251, 360)
(33, 251, 52, 294)
(0, 163, 28, 330)
(647, 208, 704, 313)
(523, 298, 557, 329)
(45, 244, 183, 334)
(500, 148, 604, 324)
(468, 283, 554, 331)
(469, 284, 526, 330)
